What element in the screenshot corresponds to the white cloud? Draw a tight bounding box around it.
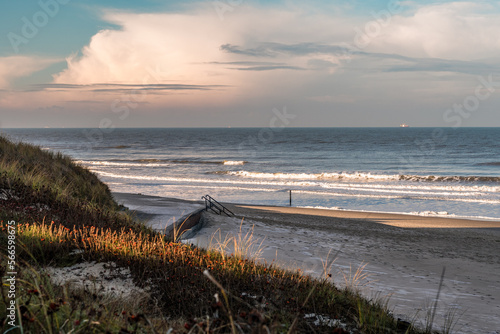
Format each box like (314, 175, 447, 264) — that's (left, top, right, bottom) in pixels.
(52, 4, 355, 87)
(54, 12, 231, 85)
(0, 56, 56, 89)
(367, 2, 500, 60)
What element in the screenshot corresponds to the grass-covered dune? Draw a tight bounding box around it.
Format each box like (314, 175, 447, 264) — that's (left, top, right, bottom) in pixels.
(0, 135, 432, 333)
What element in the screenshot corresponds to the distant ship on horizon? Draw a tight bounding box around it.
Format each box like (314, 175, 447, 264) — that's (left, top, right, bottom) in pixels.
(400, 123, 410, 128)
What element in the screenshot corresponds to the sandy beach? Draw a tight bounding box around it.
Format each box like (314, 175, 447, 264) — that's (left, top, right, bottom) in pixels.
(115, 193, 500, 334)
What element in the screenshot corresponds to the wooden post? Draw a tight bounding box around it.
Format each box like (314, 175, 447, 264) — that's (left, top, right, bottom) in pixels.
(289, 190, 292, 206)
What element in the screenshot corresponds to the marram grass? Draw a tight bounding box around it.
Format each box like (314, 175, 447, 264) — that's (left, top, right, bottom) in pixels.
(0, 135, 116, 210)
(2, 220, 425, 333)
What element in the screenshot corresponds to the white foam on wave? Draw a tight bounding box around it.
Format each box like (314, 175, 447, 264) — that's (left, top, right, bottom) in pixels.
(295, 190, 404, 200)
(224, 170, 500, 187)
(301, 205, 344, 211)
(410, 211, 451, 216)
(221, 171, 500, 194)
(327, 181, 500, 193)
(319, 183, 481, 197)
(94, 170, 500, 205)
(164, 184, 278, 192)
(92, 170, 317, 187)
(403, 210, 500, 221)
(77, 160, 170, 168)
(299, 206, 500, 221)
(225, 171, 399, 180)
(296, 189, 500, 204)
(223, 160, 247, 165)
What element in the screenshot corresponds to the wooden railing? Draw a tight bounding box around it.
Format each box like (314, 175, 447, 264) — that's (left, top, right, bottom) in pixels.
(201, 195, 234, 217)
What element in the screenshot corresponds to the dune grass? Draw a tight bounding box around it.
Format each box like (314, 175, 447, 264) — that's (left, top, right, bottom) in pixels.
(0, 135, 432, 333)
(0, 135, 117, 211)
(2, 220, 418, 333)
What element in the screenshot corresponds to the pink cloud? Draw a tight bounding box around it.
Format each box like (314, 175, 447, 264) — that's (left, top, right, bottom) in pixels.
(0, 56, 57, 89)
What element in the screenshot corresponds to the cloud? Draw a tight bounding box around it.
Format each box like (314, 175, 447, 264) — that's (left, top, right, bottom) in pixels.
(5, 1, 500, 127)
(53, 9, 237, 86)
(218, 41, 500, 75)
(220, 42, 350, 58)
(43, 4, 357, 113)
(208, 60, 305, 71)
(367, 2, 500, 60)
(234, 65, 304, 71)
(381, 57, 500, 75)
(31, 83, 227, 93)
(209, 61, 288, 66)
(51, 2, 500, 93)
(219, 44, 276, 57)
(0, 56, 57, 89)
(307, 59, 339, 70)
(51, 4, 359, 86)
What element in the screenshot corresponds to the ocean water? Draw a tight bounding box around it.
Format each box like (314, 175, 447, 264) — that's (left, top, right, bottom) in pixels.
(2, 127, 500, 220)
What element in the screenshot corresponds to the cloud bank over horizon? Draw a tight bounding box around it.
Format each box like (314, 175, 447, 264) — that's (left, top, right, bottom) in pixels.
(1, 1, 500, 127)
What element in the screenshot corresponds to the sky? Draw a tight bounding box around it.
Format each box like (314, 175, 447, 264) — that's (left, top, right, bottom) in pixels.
(1, 0, 500, 128)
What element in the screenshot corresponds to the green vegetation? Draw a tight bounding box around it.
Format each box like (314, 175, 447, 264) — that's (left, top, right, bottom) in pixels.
(0, 135, 116, 211)
(0, 135, 433, 333)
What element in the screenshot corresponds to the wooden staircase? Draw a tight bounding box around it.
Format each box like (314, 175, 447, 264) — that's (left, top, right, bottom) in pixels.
(201, 195, 234, 217)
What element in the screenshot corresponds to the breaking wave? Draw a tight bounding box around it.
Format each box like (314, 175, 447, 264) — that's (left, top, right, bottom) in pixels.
(223, 160, 247, 165)
(214, 170, 500, 183)
(128, 159, 247, 165)
(76, 160, 170, 168)
(399, 174, 500, 183)
(78, 159, 247, 167)
(93, 171, 500, 205)
(213, 171, 400, 180)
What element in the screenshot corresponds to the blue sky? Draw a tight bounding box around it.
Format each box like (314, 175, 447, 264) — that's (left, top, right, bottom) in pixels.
(1, 0, 500, 127)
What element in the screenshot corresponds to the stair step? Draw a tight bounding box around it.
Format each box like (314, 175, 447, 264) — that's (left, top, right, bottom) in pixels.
(201, 194, 234, 217)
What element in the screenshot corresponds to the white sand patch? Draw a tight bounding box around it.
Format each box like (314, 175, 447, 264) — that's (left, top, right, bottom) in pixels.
(304, 313, 348, 329)
(45, 262, 148, 299)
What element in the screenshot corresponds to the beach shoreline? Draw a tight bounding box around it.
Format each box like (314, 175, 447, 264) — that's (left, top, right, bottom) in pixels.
(231, 203, 500, 230)
(113, 191, 500, 227)
(114, 192, 500, 333)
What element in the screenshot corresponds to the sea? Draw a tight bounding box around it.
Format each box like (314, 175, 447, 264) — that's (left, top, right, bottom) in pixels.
(2, 127, 500, 220)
